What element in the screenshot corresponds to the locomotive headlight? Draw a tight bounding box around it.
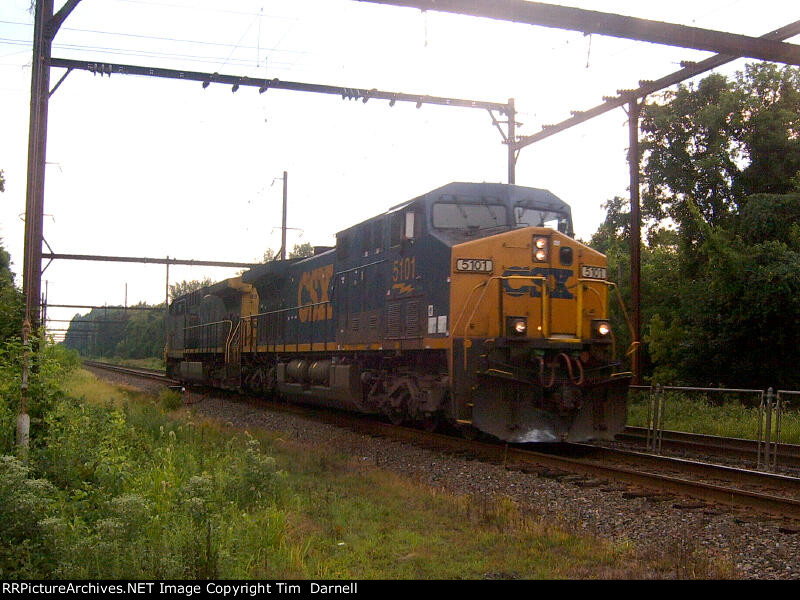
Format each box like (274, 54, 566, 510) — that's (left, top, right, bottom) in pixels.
(592, 320, 611, 338)
(506, 316, 528, 337)
(533, 236, 548, 262)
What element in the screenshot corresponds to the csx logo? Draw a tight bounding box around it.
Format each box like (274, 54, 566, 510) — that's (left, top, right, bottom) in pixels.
(502, 267, 574, 299)
(298, 264, 334, 322)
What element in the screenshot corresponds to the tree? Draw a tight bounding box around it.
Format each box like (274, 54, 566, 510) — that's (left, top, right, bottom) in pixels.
(591, 64, 800, 386)
(288, 242, 314, 259)
(0, 239, 23, 342)
(260, 243, 314, 262)
(169, 278, 212, 301)
(0, 171, 23, 342)
(640, 63, 800, 255)
(261, 248, 276, 262)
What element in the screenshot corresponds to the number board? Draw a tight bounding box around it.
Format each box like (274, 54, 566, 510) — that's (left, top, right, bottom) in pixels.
(580, 265, 607, 280)
(455, 258, 493, 274)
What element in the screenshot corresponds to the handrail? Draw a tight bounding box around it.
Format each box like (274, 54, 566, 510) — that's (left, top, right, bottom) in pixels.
(249, 300, 333, 350)
(225, 320, 242, 365)
(182, 320, 233, 353)
(451, 275, 547, 371)
(334, 259, 386, 277)
(455, 275, 547, 340)
(183, 319, 233, 331)
(249, 300, 331, 319)
(605, 281, 635, 345)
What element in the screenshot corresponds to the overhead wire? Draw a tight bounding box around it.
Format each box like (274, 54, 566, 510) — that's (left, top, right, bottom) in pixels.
(0, 19, 307, 56)
(0, 37, 307, 71)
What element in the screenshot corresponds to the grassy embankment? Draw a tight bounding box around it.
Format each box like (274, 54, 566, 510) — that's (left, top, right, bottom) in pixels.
(627, 391, 800, 444)
(3, 368, 732, 579)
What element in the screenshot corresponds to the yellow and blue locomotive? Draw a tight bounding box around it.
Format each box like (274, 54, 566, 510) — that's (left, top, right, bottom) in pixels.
(166, 182, 631, 442)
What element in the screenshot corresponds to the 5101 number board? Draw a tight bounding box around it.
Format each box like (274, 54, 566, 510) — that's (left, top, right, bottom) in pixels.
(455, 258, 494, 273)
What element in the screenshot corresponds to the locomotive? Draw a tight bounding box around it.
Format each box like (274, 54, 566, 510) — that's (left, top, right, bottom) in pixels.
(165, 182, 631, 442)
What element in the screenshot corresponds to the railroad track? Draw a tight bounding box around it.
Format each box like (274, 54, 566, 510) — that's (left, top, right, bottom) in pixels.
(619, 426, 800, 469)
(324, 417, 800, 521)
(82, 359, 176, 383)
(84, 360, 800, 521)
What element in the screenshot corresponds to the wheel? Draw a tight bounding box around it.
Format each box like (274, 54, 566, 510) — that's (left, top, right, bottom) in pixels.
(421, 413, 440, 433)
(459, 424, 480, 440)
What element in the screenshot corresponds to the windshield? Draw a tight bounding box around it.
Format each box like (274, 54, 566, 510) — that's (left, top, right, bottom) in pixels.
(432, 202, 509, 230)
(514, 205, 571, 234)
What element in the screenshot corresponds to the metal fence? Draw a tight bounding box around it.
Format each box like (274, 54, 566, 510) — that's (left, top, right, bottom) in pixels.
(629, 384, 798, 472)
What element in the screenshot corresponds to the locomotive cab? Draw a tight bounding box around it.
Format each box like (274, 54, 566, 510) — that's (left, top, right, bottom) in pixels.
(443, 187, 629, 442)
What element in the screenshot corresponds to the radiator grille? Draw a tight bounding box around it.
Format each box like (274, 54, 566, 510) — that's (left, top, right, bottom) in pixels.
(386, 303, 401, 339)
(406, 301, 419, 337)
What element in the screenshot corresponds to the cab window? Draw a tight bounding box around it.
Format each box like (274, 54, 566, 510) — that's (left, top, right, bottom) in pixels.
(432, 202, 508, 230)
(514, 205, 571, 234)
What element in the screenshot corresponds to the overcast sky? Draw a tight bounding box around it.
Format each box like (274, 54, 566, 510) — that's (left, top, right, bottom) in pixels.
(1, 0, 798, 336)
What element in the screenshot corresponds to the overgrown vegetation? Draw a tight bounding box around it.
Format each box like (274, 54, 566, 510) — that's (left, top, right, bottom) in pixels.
(1, 362, 291, 579)
(591, 62, 800, 389)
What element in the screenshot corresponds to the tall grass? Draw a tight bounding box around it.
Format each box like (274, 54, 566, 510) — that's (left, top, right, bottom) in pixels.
(1, 370, 289, 579)
(627, 391, 800, 444)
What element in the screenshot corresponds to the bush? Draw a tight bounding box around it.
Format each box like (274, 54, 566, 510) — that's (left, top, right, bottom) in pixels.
(0, 456, 56, 577)
(0, 336, 80, 454)
(158, 389, 184, 411)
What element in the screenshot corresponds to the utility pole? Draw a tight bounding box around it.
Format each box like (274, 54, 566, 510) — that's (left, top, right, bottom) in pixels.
(507, 98, 516, 185)
(22, 0, 54, 335)
(20, 0, 83, 450)
(281, 171, 288, 260)
(164, 256, 170, 350)
(628, 99, 642, 384)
